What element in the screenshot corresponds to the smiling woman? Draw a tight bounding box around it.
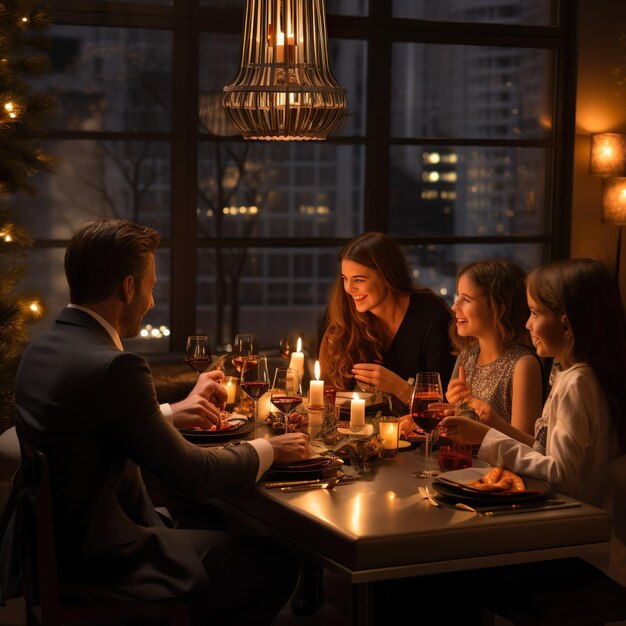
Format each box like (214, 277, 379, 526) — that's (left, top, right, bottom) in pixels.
(319, 232, 454, 408)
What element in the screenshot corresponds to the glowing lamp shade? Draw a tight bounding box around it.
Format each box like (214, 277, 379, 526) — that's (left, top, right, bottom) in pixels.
(602, 178, 626, 225)
(589, 133, 626, 176)
(223, 0, 347, 141)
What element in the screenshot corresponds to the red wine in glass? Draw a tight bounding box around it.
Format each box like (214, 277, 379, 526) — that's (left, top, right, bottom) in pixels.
(410, 392, 444, 433)
(185, 335, 211, 376)
(185, 356, 212, 373)
(240, 380, 269, 400)
(271, 396, 303, 414)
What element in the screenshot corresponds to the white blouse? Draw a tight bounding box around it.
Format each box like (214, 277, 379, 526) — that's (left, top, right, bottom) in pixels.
(479, 362, 625, 585)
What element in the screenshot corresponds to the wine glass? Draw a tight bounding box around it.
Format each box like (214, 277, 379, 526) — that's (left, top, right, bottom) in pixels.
(240, 355, 269, 438)
(270, 368, 302, 432)
(409, 372, 443, 477)
(185, 335, 212, 376)
(232, 333, 256, 374)
(279, 336, 291, 360)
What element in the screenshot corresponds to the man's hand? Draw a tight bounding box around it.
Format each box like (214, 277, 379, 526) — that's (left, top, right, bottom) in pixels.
(269, 433, 311, 465)
(171, 372, 228, 430)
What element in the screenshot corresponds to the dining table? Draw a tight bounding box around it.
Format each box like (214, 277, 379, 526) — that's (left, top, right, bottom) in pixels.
(212, 426, 611, 626)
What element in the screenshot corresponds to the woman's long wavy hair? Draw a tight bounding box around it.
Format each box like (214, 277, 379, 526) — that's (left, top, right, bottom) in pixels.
(449, 259, 531, 354)
(323, 232, 431, 388)
(527, 258, 626, 450)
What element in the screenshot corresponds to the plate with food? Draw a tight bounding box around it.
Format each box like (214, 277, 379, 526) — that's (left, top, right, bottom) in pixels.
(431, 467, 551, 504)
(179, 411, 254, 443)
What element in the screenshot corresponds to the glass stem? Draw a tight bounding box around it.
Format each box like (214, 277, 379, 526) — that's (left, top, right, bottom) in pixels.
(424, 433, 431, 466)
(253, 399, 259, 439)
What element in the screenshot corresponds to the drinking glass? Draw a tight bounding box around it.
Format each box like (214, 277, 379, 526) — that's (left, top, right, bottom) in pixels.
(279, 336, 290, 360)
(185, 335, 212, 376)
(270, 368, 302, 432)
(410, 372, 443, 477)
(232, 333, 256, 374)
(240, 355, 269, 438)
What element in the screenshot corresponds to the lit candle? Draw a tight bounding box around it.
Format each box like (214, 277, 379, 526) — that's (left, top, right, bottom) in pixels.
(350, 392, 365, 429)
(257, 391, 272, 422)
(309, 360, 324, 407)
(288, 337, 305, 381)
(380, 419, 399, 450)
(223, 376, 237, 405)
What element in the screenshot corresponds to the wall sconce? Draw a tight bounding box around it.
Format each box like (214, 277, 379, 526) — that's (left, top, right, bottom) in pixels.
(589, 132, 626, 278)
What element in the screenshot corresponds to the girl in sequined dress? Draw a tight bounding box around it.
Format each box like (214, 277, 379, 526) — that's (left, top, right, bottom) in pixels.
(445, 259, 543, 444)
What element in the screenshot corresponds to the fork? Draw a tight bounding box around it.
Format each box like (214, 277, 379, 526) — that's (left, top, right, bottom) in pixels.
(418, 486, 440, 507)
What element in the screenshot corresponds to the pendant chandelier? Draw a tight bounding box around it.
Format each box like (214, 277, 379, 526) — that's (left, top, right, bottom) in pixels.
(223, 0, 347, 141)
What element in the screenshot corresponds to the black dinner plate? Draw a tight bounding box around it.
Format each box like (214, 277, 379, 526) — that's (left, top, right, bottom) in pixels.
(431, 475, 551, 504)
(179, 418, 254, 443)
(264, 457, 343, 481)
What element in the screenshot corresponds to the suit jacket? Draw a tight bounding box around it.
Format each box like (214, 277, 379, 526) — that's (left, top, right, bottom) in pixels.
(7, 307, 259, 600)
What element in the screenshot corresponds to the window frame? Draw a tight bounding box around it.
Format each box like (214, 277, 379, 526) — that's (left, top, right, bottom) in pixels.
(37, 0, 575, 349)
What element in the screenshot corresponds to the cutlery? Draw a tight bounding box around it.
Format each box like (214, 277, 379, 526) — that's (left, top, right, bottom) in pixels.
(281, 476, 343, 492)
(418, 486, 440, 507)
(455, 500, 580, 516)
(265, 479, 324, 489)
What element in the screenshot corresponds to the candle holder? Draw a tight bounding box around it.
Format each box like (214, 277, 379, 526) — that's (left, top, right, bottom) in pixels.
(378, 417, 400, 459)
(222, 376, 239, 409)
(312, 399, 339, 442)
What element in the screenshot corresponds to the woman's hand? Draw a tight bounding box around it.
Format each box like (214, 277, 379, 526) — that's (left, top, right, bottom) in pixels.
(445, 365, 471, 404)
(439, 415, 490, 445)
(352, 363, 405, 396)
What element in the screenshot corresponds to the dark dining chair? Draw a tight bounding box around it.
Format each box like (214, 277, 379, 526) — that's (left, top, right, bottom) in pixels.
(18, 441, 191, 626)
(482, 454, 626, 626)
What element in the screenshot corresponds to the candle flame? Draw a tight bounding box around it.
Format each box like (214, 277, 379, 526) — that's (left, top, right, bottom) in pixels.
(352, 392, 359, 401)
(296, 337, 302, 352)
(314, 360, 320, 381)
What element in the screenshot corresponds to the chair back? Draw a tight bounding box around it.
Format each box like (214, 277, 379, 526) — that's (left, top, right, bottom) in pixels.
(17, 441, 61, 622)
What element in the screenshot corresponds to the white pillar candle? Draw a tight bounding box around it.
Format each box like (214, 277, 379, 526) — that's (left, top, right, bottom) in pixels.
(223, 377, 237, 405)
(350, 393, 365, 428)
(308, 407, 323, 439)
(288, 337, 305, 381)
(309, 360, 324, 407)
(257, 391, 272, 421)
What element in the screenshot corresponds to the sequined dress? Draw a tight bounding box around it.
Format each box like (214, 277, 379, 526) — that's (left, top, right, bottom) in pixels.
(452, 343, 536, 423)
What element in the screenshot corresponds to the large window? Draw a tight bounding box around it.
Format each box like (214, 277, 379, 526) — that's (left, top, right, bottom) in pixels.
(17, 0, 574, 355)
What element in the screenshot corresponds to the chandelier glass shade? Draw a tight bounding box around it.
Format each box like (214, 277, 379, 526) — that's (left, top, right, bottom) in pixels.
(223, 0, 347, 141)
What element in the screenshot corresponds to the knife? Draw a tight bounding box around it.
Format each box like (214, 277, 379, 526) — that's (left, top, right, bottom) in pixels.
(455, 499, 565, 513)
(484, 502, 581, 516)
(265, 479, 323, 489)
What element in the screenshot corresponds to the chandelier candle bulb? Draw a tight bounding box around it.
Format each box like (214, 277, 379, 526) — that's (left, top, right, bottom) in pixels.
(309, 360, 324, 407)
(288, 337, 305, 381)
(350, 393, 365, 429)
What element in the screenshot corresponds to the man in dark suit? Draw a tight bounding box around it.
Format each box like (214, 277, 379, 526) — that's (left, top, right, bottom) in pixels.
(8, 219, 310, 624)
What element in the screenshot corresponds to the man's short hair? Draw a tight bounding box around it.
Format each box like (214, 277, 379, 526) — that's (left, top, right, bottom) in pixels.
(65, 219, 161, 304)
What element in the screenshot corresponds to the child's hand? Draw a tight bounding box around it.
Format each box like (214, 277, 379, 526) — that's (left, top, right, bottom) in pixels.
(439, 415, 489, 445)
(445, 365, 471, 404)
(469, 398, 503, 427)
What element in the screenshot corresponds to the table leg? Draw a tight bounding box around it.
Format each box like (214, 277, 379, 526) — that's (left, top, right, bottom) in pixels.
(350, 581, 374, 626)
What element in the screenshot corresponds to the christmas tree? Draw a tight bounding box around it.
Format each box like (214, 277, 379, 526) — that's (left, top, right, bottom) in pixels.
(0, 0, 56, 432)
